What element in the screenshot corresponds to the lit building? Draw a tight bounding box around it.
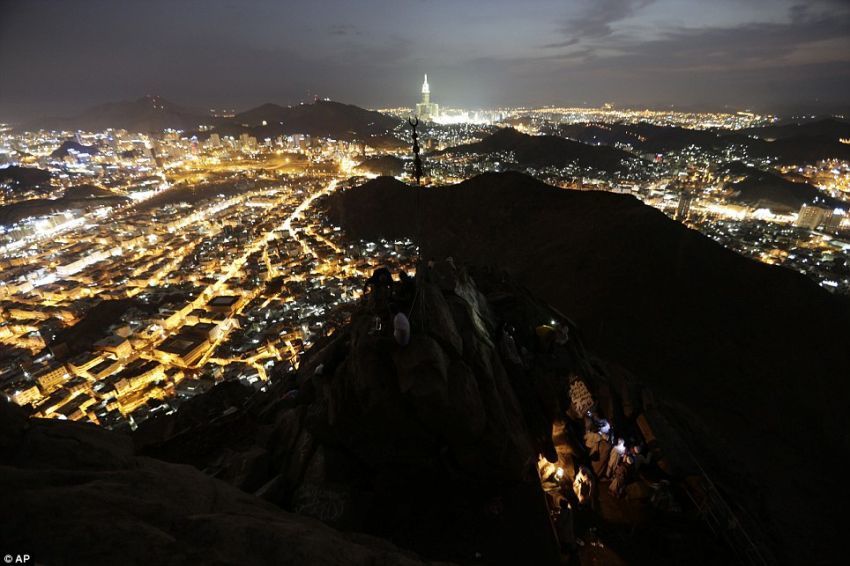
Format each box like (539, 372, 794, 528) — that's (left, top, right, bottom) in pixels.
(415, 74, 439, 122)
(68, 351, 106, 376)
(10, 383, 42, 407)
(155, 333, 210, 366)
(93, 335, 133, 359)
(33, 364, 69, 394)
(796, 204, 844, 231)
(206, 295, 242, 315)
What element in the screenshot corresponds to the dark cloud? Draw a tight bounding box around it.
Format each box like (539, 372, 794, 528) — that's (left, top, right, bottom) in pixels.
(553, 0, 655, 42)
(590, 9, 850, 71)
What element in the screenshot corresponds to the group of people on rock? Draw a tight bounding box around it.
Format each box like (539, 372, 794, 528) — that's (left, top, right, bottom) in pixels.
(583, 412, 649, 499)
(363, 267, 414, 347)
(537, 406, 653, 558)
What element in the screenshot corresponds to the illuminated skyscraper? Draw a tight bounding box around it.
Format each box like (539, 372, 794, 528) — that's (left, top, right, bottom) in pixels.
(415, 74, 439, 121)
(422, 74, 430, 105)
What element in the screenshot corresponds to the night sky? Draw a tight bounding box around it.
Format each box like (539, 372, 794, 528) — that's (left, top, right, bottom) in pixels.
(1, 0, 848, 120)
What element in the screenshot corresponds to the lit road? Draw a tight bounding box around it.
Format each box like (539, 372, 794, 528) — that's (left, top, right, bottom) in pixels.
(282, 179, 338, 258)
(152, 178, 343, 379)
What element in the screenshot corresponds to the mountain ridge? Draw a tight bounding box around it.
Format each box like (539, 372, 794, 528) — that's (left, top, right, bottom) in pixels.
(440, 127, 640, 173)
(215, 99, 400, 139)
(324, 171, 849, 564)
(25, 95, 206, 132)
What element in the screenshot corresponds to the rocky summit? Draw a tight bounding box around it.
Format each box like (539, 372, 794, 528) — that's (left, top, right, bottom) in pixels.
(325, 171, 850, 564)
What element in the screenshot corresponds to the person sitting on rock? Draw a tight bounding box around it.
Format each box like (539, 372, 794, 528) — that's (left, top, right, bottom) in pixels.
(630, 443, 651, 473)
(391, 304, 410, 347)
(364, 267, 393, 307)
(593, 434, 612, 477)
(555, 324, 569, 346)
(395, 270, 416, 302)
(535, 324, 558, 354)
(609, 454, 632, 498)
(584, 427, 605, 457)
(605, 438, 627, 478)
(573, 466, 593, 505)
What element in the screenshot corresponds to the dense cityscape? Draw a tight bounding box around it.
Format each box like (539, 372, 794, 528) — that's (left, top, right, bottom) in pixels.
(1, 76, 849, 430)
(2, 0, 850, 564)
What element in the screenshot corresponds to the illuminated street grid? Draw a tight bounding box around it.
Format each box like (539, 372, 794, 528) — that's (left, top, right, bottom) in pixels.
(2, 102, 849, 428)
(1, 128, 415, 428)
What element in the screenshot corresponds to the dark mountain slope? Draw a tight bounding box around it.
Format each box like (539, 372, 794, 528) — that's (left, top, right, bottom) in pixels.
(27, 95, 206, 132)
(136, 261, 736, 564)
(743, 133, 850, 163)
(741, 118, 850, 140)
(356, 155, 405, 176)
(553, 121, 850, 163)
(219, 100, 400, 139)
(727, 170, 840, 212)
(0, 184, 128, 226)
(441, 128, 639, 173)
(3, 263, 739, 565)
(50, 140, 99, 158)
(555, 122, 721, 153)
(0, 165, 51, 190)
(325, 171, 850, 564)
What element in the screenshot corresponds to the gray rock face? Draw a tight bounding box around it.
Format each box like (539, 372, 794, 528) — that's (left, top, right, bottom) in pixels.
(394, 334, 449, 394)
(415, 282, 463, 357)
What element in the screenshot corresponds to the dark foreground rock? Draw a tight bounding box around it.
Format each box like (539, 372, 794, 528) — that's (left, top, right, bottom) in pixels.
(0, 400, 441, 566)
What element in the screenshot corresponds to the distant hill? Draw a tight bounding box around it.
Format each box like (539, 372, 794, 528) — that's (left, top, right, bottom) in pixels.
(555, 122, 721, 154)
(62, 183, 116, 199)
(51, 140, 99, 158)
(325, 172, 850, 564)
(0, 165, 51, 189)
(441, 127, 640, 173)
(356, 155, 405, 176)
(26, 95, 207, 133)
(726, 170, 840, 212)
(553, 121, 850, 164)
(0, 183, 127, 226)
(741, 134, 850, 164)
(741, 118, 850, 141)
(214, 100, 401, 140)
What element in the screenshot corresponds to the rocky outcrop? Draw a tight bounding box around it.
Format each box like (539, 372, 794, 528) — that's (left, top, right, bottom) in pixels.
(134, 261, 745, 565)
(325, 172, 850, 564)
(0, 399, 439, 566)
(137, 262, 570, 564)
